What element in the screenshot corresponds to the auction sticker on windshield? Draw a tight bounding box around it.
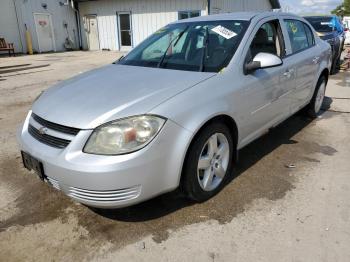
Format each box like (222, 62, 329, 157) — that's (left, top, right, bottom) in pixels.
(211, 25, 237, 39)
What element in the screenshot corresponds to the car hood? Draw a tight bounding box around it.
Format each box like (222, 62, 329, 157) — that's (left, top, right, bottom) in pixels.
(32, 64, 215, 129)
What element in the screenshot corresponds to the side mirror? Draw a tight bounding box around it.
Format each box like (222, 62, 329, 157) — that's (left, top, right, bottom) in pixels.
(244, 52, 283, 74)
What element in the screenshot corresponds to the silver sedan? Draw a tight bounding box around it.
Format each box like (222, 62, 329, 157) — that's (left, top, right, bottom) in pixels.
(17, 12, 331, 208)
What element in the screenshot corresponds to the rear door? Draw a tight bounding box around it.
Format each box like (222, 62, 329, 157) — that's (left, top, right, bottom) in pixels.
(282, 18, 319, 112)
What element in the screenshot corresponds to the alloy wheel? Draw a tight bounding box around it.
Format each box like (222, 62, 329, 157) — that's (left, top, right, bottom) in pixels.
(197, 133, 230, 191)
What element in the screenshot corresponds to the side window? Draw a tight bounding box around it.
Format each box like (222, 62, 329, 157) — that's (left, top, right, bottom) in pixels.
(248, 20, 285, 61)
(303, 23, 315, 47)
(284, 20, 310, 53)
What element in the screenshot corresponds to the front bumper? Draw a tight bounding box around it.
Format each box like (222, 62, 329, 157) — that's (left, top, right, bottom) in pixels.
(17, 112, 193, 208)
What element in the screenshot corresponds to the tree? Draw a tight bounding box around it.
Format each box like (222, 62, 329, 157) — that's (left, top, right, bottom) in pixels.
(332, 0, 350, 17)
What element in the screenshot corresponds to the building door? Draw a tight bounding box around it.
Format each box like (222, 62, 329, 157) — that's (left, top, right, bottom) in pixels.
(85, 15, 100, 50)
(117, 12, 132, 51)
(33, 13, 55, 52)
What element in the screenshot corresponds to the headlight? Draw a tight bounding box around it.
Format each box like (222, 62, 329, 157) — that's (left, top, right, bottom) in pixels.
(83, 115, 166, 155)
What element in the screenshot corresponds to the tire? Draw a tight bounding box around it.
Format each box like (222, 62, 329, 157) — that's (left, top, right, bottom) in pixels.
(336, 56, 341, 69)
(181, 122, 234, 202)
(306, 76, 327, 118)
(331, 56, 339, 74)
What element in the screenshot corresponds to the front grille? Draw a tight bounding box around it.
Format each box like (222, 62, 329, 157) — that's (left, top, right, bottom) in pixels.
(46, 177, 60, 190)
(32, 113, 80, 135)
(68, 185, 141, 202)
(28, 124, 71, 149)
(28, 113, 81, 149)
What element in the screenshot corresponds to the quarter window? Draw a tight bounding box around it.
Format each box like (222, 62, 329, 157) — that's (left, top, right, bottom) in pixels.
(285, 20, 313, 53)
(178, 11, 201, 20)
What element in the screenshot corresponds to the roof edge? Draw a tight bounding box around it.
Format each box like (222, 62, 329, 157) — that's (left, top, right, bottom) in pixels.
(269, 0, 281, 9)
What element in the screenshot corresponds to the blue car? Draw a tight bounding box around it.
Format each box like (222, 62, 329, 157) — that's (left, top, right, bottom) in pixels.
(305, 15, 345, 74)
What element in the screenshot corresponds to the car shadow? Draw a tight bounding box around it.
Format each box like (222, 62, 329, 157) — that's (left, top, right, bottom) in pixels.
(90, 99, 332, 222)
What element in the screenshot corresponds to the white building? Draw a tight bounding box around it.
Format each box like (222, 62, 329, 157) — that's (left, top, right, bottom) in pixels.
(77, 0, 281, 51)
(0, 0, 280, 54)
(0, 0, 79, 54)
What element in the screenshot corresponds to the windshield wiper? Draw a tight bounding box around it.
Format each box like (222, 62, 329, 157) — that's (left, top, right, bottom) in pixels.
(157, 26, 189, 68)
(199, 27, 209, 72)
(113, 55, 124, 64)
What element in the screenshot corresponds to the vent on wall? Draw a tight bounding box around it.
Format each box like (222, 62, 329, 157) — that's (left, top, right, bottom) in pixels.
(59, 1, 69, 6)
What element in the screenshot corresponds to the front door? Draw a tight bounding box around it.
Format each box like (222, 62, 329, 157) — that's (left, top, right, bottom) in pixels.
(239, 19, 292, 147)
(117, 12, 132, 51)
(34, 13, 55, 52)
(85, 15, 100, 50)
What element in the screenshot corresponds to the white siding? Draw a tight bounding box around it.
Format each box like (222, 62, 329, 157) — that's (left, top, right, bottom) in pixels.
(0, 0, 23, 53)
(79, 0, 273, 51)
(210, 0, 272, 14)
(244, 0, 272, 11)
(79, 0, 207, 50)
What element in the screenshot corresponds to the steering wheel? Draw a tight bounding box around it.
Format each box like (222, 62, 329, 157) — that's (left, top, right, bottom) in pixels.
(211, 46, 227, 55)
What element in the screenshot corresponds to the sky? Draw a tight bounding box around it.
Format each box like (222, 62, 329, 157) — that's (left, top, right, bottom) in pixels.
(280, 0, 343, 15)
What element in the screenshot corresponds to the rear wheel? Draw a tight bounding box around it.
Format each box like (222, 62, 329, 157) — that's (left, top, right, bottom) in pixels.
(307, 76, 327, 118)
(182, 122, 234, 202)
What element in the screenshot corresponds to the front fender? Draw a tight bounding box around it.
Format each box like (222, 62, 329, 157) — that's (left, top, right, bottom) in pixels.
(149, 74, 242, 154)
(150, 74, 239, 134)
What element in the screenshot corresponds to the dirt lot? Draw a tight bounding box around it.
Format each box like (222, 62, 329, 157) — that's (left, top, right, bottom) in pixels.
(0, 51, 350, 262)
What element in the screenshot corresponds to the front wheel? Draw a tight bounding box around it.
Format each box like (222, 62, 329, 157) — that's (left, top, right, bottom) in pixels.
(307, 76, 327, 118)
(181, 122, 234, 202)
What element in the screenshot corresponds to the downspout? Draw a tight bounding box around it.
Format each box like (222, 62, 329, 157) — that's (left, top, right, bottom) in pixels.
(73, 1, 83, 49)
(207, 0, 211, 15)
(63, 0, 82, 49)
(12, 0, 24, 53)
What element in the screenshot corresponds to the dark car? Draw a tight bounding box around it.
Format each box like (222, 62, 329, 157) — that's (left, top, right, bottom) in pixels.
(305, 15, 345, 74)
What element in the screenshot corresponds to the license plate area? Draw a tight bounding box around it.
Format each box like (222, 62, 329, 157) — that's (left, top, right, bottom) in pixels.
(21, 151, 46, 181)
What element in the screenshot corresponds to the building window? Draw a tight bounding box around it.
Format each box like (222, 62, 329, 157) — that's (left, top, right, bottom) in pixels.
(178, 11, 201, 20)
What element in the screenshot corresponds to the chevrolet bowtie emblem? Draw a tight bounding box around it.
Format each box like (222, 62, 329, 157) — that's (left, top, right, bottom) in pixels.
(38, 127, 48, 135)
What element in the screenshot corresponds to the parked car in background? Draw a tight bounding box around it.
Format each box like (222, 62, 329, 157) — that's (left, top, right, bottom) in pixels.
(342, 16, 350, 45)
(344, 27, 350, 45)
(18, 12, 331, 209)
(305, 15, 344, 74)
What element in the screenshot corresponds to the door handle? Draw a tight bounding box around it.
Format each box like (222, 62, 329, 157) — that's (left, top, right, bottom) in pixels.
(312, 56, 320, 64)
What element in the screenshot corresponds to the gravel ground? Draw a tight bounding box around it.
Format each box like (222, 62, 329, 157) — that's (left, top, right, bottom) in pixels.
(0, 51, 349, 262)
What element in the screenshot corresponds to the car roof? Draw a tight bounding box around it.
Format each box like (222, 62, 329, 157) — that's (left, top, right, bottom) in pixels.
(304, 15, 334, 19)
(171, 11, 301, 24)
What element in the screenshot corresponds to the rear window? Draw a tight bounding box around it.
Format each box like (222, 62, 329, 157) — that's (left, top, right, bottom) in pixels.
(305, 17, 335, 32)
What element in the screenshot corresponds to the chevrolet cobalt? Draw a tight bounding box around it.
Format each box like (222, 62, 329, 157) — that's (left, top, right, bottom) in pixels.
(18, 12, 331, 208)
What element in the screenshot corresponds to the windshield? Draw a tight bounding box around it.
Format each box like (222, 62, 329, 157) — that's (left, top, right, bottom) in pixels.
(305, 17, 335, 32)
(118, 20, 249, 72)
